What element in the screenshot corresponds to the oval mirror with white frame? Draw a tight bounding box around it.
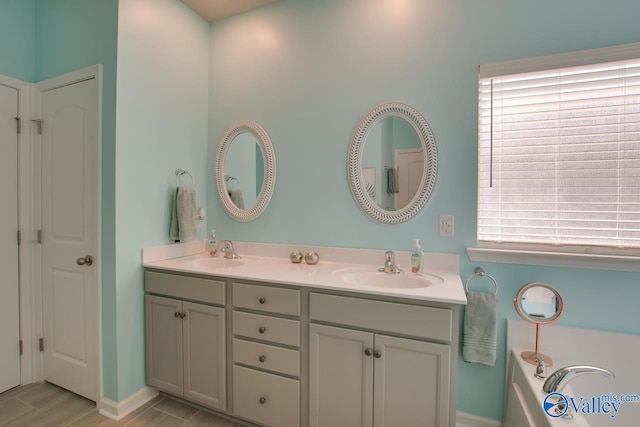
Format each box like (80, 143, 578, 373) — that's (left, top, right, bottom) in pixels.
(215, 121, 276, 222)
(348, 102, 438, 224)
(514, 282, 566, 367)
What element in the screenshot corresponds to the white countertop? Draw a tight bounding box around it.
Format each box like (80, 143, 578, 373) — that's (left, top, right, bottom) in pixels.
(142, 241, 467, 305)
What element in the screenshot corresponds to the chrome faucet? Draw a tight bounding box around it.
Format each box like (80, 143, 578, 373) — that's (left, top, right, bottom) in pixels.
(543, 365, 615, 394)
(533, 355, 547, 380)
(219, 240, 241, 259)
(378, 251, 403, 274)
(542, 365, 614, 419)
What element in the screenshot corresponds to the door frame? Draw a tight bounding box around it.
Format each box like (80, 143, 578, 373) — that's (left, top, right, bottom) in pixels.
(0, 73, 34, 388)
(32, 65, 103, 406)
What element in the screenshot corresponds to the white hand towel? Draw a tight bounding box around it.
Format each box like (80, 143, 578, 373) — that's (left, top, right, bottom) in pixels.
(229, 189, 245, 210)
(170, 186, 197, 242)
(462, 291, 497, 366)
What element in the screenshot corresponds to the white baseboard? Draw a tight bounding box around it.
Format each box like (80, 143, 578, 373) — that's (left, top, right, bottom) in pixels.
(99, 386, 158, 421)
(457, 411, 502, 427)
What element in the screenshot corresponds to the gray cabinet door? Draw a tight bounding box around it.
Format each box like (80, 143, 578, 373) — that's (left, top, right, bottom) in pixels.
(183, 301, 226, 410)
(309, 323, 374, 427)
(145, 295, 183, 395)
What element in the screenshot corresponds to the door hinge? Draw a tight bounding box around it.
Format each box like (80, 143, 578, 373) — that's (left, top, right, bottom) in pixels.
(36, 229, 43, 244)
(39, 338, 44, 352)
(32, 119, 42, 135)
(19, 340, 23, 356)
(15, 117, 21, 134)
(17, 230, 21, 245)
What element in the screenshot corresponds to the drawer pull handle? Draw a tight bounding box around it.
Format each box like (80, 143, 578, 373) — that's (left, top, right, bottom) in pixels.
(374, 350, 382, 359)
(259, 396, 267, 405)
(259, 355, 266, 363)
(259, 326, 266, 334)
(259, 297, 266, 304)
(364, 348, 373, 357)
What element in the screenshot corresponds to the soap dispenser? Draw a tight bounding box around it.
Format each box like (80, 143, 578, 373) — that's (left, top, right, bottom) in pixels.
(410, 238, 424, 273)
(208, 230, 218, 256)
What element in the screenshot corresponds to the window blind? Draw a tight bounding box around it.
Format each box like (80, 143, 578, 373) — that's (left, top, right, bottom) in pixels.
(478, 57, 640, 249)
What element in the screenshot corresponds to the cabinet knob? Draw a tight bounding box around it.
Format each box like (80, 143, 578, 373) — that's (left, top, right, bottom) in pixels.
(258, 326, 266, 334)
(259, 297, 266, 304)
(174, 312, 180, 318)
(259, 355, 266, 363)
(374, 350, 382, 359)
(364, 348, 373, 357)
(259, 396, 267, 405)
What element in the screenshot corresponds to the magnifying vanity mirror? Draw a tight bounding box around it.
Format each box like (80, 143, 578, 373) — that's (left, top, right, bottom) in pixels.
(514, 282, 566, 366)
(348, 102, 438, 224)
(215, 121, 276, 222)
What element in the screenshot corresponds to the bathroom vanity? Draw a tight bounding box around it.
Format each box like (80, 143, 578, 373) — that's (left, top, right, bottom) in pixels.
(142, 242, 466, 427)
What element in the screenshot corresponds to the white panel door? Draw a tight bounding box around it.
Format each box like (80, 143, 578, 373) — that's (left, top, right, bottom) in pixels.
(395, 149, 424, 209)
(373, 335, 450, 427)
(40, 76, 99, 401)
(309, 323, 374, 427)
(0, 83, 21, 394)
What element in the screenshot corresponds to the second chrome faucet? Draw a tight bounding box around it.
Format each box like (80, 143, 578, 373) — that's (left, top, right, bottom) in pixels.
(378, 250, 403, 274)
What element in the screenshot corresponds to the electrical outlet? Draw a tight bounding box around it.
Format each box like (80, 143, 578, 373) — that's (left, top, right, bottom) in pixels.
(439, 214, 454, 237)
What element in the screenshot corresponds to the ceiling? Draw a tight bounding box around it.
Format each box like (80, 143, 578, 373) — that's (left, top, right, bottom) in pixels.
(181, 0, 283, 22)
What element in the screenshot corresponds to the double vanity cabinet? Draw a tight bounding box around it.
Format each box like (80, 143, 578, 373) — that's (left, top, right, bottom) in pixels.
(144, 257, 462, 427)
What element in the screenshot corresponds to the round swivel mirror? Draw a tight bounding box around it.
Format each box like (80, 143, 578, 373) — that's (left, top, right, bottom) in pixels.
(514, 282, 565, 366)
(348, 102, 438, 224)
(214, 121, 276, 222)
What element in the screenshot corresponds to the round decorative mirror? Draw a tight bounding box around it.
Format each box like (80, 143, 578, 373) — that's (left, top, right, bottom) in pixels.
(514, 282, 565, 366)
(215, 121, 276, 222)
(348, 102, 438, 224)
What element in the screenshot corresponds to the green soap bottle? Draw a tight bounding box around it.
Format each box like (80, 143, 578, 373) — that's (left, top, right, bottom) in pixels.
(410, 238, 423, 273)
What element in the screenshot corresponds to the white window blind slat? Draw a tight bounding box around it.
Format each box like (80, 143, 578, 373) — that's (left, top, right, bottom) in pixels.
(478, 53, 640, 249)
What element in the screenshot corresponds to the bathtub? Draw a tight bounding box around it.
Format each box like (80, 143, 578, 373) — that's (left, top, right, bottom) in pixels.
(505, 320, 640, 426)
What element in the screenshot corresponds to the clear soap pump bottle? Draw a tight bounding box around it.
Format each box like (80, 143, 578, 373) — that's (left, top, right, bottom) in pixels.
(208, 230, 218, 256)
(410, 238, 424, 273)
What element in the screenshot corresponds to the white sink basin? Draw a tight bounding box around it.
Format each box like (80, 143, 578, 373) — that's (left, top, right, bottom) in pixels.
(176, 255, 244, 269)
(332, 267, 443, 289)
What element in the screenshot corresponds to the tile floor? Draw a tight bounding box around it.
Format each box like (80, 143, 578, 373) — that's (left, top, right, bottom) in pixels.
(0, 382, 246, 427)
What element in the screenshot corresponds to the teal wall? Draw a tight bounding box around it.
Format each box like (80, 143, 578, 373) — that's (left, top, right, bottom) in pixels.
(207, 0, 640, 421)
(0, 0, 35, 82)
(114, 0, 209, 401)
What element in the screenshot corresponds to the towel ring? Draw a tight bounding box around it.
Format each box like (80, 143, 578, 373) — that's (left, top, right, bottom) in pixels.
(465, 267, 498, 294)
(175, 169, 194, 186)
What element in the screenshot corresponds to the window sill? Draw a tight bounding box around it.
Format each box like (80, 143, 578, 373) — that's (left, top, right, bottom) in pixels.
(466, 247, 640, 273)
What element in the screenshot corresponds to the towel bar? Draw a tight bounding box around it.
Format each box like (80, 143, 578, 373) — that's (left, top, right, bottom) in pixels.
(175, 169, 194, 186)
(465, 267, 498, 294)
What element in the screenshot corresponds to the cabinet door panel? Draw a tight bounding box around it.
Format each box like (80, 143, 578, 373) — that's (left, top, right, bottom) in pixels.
(145, 295, 183, 395)
(183, 302, 226, 410)
(373, 335, 450, 427)
(309, 324, 373, 427)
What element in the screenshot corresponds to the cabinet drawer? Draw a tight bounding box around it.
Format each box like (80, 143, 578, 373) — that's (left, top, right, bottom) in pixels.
(310, 293, 452, 342)
(233, 283, 300, 316)
(233, 338, 300, 377)
(233, 365, 300, 427)
(145, 271, 225, 306)
(233, 311, 300, 347)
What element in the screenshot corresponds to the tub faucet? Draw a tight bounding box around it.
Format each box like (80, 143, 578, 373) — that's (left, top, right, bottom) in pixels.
(543, 365, 615, 394)
(378, 251, 403, 274)
(543, 365, 614, 419)
(533, 355, 547, 380)
(220, 240, 241, 259)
